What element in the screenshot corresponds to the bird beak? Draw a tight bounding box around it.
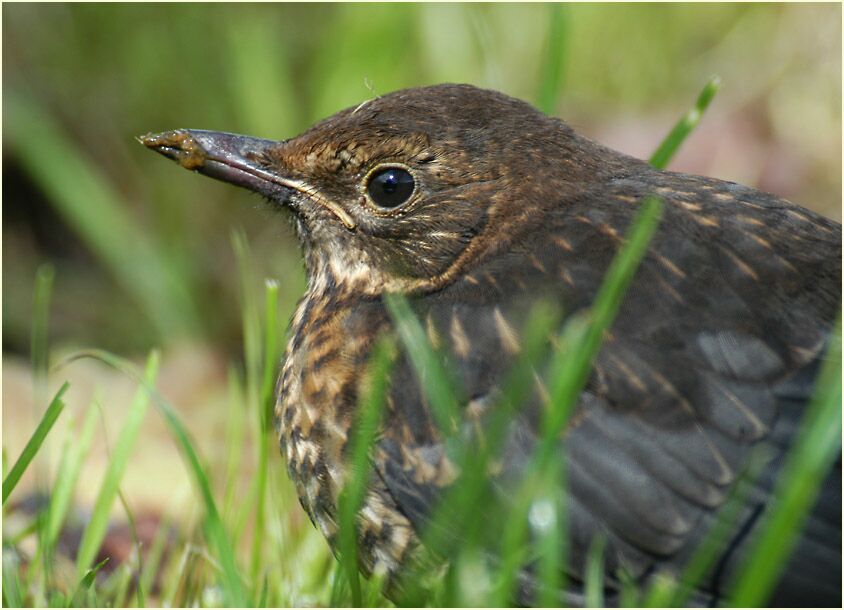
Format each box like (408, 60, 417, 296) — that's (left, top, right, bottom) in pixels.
(139, 129, 287, 197)
(140, 129, 358, 229)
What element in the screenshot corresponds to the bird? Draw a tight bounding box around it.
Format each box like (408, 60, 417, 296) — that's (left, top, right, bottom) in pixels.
(141, 83, 841, 606)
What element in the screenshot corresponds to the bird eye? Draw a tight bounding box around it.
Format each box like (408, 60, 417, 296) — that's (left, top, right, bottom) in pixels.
(366, 167, 415, 209)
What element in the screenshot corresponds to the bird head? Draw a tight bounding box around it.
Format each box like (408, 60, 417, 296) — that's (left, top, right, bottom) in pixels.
(141, 84, 621, 295)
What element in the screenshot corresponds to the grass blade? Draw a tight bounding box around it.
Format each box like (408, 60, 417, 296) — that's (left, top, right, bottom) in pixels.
(426, 303, 561, 558)
(649, 76, 721, 169)
(491, 488, 531, 605)
(729, 320, 842, 606)
(4, 93, 198, 338)
(523, 196, 662, 605)
(165, 412, 248, 606)
(223, 10, 302, 138)
(258, 573, 269, 607)
(337, 336, 395, 606)
(2, 382, 69, 504)
(260, 279, 281, 429)
(70, 558, 109, 607)
(665, 446, 769, 607)
(76, 352, 159, 579)
(534, 460, 564, 607)
(222, 366, 247, 522)
(540, 196, 663, 451)
(232, 230, 261, 419)
(329, 560, 349, 607)
(643, 573, 678, 608)
(137, 511, 172, 606)
(2, 549, 25, 607)
(35, 398, 101, 584)
(250, 279, 281, 585)
(250, 445, 270, 589)
(384, 292, 461, 434)
(58, 349, 249, 606)
(390, 302, 561, 606)
(233, 230, 270, 592)
(618, 568, 640, 607)
(31, 264, 54, 383)
(160, 544, 191, 608)
(536, 3, 569, 115)
(584, 534, 607, 607)
(480, 305, 565, 605)
(113, 564, 134, 608)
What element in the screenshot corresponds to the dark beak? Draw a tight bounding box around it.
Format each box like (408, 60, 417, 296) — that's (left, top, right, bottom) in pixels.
(140, 129, 358, 229)
(139, 129, 287, 198)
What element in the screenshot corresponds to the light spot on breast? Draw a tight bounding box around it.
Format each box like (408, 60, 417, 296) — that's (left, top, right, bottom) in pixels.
(483, 272, 502, 292)
(720, 247, 759, 280)
(450, 312, 471, 358)
(559, 267, 574, 287)
(748, 234, 772, 250)
(694, 215, 719, 228)
(785, 208, 811, 223)
(493, 307, 521, 355)
(553, 236, 573, 252)
(605, 353, 647, 393)
(528, 254, 547, 273)
(656, 254, 686, 279)
(736, 214, 764, 227)
(598, 224, 620, 240)
(655, 276, 684, 304)
(425, 313, 442, 349)
(677, 200, 703, 212)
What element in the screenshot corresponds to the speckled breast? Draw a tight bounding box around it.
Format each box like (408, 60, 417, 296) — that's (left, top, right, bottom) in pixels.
(275, 289, 419, 577)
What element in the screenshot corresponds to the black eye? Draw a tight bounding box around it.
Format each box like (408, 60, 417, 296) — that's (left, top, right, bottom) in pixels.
(367, 167, 415, 208)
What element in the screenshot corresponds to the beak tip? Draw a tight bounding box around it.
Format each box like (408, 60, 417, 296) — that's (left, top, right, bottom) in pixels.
(136, 132, 159, 148)
(138, 129, 207, 170)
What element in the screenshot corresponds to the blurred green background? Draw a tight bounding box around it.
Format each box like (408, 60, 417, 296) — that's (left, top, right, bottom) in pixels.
(4, 2, 841, 356)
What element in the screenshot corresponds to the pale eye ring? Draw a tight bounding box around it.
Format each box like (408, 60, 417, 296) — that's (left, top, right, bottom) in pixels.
(366, 166, 415, 208)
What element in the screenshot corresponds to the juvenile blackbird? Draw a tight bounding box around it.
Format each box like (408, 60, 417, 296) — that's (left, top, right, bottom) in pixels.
(142, 84, 842, 606)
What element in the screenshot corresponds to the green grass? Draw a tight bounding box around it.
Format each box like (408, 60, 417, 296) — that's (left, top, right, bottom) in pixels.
(384, 294, 462, 435)
(30, 265, 54, 388)
(42, 400, 99, 571)
(74, 353, 158, 580)
(58, 348, 250, 607)
(336, 337, 395, 606)
(2, 383, 69, 505)
(2, 5, 840, 606)
(649, 76, 722, 170)
(536, 4, 569, 116)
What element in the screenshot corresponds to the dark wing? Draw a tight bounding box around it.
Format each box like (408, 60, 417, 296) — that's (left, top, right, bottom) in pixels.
(373, 171, 841, 605)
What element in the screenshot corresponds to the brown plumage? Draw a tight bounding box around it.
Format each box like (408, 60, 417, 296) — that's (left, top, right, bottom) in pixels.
(142, 84, 841, 606)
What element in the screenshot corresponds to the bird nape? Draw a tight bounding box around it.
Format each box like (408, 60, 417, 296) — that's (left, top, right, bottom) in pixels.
(142, 83, 842, 607)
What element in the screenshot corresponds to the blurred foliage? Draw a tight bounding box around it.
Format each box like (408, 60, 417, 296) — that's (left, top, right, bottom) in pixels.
(3, 3, 841, 355)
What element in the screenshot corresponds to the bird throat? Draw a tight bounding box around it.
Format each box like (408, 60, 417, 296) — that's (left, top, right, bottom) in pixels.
(275, 258, 421, 577)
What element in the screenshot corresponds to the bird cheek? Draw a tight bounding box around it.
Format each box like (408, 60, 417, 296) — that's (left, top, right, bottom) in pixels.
(370, 231, 470, 280)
